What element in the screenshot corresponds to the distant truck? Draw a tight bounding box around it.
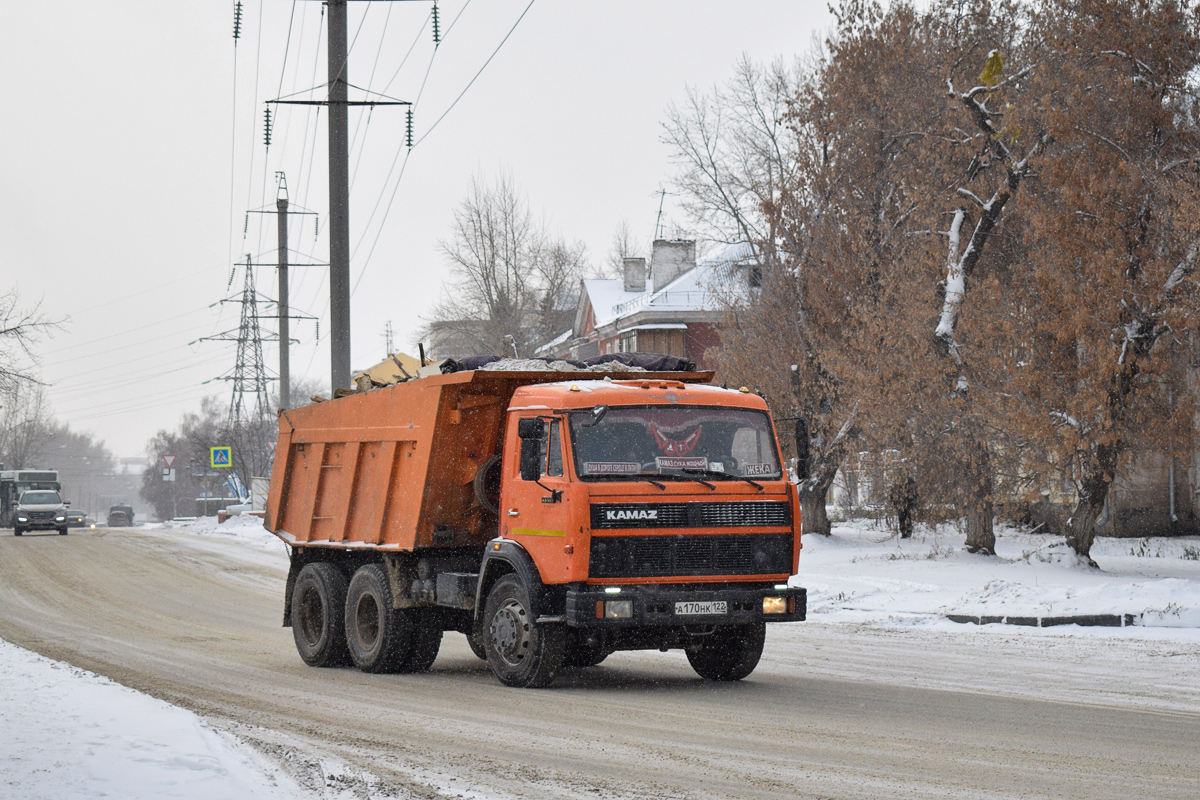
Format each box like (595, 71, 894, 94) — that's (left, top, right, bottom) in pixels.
(107, 504, 135, 527)
(265, 361, 805, 687)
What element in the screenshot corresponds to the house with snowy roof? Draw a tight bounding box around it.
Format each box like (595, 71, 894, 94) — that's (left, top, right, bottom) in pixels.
(538, 239, 759, 368)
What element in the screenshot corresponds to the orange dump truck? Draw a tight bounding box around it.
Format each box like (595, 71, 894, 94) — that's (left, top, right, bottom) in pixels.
(265, 364, 805, 687)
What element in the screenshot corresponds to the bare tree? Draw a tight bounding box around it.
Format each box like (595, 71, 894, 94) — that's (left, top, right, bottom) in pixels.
(425, 174, 588, 357)
(0, 384, 53, 469)
(0, 290, 58, 395)
(601, 219, 646, 279)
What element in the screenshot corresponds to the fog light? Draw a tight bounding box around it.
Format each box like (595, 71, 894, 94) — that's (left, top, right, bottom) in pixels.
(16, 516, 28, 523)
(604, 600, 633, 619)
(55, 516, 66, 522)
(762, 596, 787, 614)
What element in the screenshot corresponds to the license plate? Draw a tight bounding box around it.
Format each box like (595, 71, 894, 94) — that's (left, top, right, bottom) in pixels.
(675, 600, 727, 616)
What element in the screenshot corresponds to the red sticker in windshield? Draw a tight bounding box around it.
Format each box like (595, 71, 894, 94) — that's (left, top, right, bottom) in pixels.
(651, 425, 702, 455)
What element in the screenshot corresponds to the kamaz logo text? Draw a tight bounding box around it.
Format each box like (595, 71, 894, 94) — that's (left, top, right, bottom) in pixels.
(605, 508, 658, 521)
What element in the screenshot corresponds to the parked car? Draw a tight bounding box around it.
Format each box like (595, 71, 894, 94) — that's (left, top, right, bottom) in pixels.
(14, 490, 69, 536)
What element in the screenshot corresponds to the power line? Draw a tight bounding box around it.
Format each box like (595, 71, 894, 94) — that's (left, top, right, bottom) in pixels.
(351, 1, 534, 295)
(413, 0, 535, 148)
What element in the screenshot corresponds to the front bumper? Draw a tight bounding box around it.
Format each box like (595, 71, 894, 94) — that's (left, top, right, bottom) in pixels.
(564, 583, 806, 628)
(15, 514, 65, 530)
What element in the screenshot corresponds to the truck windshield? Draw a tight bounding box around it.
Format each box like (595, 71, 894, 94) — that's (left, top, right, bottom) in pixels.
(21, 491, 62, 505)
(568, 405, 782, 481)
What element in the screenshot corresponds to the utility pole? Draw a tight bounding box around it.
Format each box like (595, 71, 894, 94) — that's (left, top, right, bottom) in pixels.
(327, 0, 351, 395)
(268, 2, 410, 396)
(247, 173, 320, 410)
(276, 175, 291, 410)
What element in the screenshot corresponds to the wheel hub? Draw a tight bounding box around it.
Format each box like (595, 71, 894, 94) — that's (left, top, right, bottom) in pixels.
(490, 599, 530, 665)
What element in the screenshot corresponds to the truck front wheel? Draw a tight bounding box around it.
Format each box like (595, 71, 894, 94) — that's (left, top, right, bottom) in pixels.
(685, 622, 766, 681)
(483, 574, 565, 688)
(291, 563, 351, 667)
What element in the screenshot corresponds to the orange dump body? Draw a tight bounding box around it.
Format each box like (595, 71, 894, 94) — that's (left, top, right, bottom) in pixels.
(264, 369, 717, 552)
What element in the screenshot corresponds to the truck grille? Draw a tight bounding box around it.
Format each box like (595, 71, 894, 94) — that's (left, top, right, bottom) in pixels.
(589, 533, 793, 578)
(590, 501, 789, 530)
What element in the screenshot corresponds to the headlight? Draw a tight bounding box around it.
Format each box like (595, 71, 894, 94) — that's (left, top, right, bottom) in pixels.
(55, 515, 66, 522)
(595, 599, 633, 619)
(604, 600, 633, 619)
(16, 515, 28, 523)
(762, 596, 788, 614)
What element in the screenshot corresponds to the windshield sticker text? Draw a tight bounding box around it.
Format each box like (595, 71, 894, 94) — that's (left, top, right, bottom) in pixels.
(584, 462, 641, 474)
(743, 463, 775, 477)
(656, 456, 708, 470)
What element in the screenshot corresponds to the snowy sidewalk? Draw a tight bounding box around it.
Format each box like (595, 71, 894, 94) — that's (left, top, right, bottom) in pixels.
(794, 518, 1200, 629)
(0, 639, 306, 800)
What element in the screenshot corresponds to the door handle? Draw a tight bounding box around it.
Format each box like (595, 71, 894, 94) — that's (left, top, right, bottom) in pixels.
(507, 509, 519, 517)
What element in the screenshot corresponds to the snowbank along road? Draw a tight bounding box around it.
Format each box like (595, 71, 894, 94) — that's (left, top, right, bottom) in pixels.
(0, 524, 1197, 800)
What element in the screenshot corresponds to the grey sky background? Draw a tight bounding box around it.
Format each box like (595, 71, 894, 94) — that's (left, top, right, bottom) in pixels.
(3, 1, 831, 459)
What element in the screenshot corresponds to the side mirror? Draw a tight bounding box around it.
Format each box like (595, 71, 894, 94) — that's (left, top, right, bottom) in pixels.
(583, 405, 609, 427)
(518, 418, 545, 481)
(518, 418, 545, 440)
(520, 438, 542, 481)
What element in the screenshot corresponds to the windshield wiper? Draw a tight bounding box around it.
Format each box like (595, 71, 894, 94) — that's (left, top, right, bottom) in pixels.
(675, 469, 716, 491)
(626, 474, 667, 490)
(681, 468, 765, 492)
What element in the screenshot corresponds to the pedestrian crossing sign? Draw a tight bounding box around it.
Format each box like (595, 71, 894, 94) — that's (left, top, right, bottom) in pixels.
(210, 446, 232, 468)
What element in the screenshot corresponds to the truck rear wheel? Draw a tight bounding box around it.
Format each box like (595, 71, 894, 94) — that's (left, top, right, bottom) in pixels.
(685, 622, 766, 681)
(483, 574, 566, 688)
(404, 610, 443, 673)
(345, 564, 415, 673)
(291, 563, 351, 667)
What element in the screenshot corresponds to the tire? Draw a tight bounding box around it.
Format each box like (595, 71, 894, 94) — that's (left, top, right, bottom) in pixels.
(483, 574, 566, 688)
(563, 634, 609, 668)
(467, 630, 489, 660)
(58, 526, 68, 536)
(685, 622, 766, 681)
(14, 527, 23, 536)
(291, 562, 352, 667)
(345, 564, 416, 673)
(403, 610, 443, 673)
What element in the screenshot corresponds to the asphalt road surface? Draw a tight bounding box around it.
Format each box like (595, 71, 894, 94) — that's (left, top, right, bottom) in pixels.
(0, 526, 1196, 799)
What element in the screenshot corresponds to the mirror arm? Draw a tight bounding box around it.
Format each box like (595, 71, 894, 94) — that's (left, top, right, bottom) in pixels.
(535, 478, 562, 503)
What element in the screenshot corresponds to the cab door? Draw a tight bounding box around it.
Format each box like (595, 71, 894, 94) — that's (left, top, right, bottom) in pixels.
(501, 415, 573, 582)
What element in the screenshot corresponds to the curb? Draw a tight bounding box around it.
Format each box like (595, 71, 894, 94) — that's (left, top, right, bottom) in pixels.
(946, 613, 1140, 628)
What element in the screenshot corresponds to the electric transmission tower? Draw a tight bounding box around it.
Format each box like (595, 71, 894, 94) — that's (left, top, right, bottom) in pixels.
(202, 257, 279, 428)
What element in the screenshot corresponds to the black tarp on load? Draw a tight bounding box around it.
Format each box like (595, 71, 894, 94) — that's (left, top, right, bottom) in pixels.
(440, 352, 696, 374)
(584, 353, 696, 372)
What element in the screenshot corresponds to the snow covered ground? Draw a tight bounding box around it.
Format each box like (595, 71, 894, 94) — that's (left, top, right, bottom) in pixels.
(797, 515, 1200, 631)
(2, 513, 1199, 798)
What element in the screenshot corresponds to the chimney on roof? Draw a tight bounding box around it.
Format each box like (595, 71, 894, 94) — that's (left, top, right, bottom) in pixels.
(650, 240, 695, 291)
(623, 257, 647, 292)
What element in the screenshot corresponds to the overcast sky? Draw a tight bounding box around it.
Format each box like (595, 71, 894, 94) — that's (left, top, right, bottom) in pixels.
(2, 1, 832, 459)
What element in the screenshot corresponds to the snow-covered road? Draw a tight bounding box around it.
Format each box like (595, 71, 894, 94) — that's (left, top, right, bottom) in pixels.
(1, 515, 1197, 799)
